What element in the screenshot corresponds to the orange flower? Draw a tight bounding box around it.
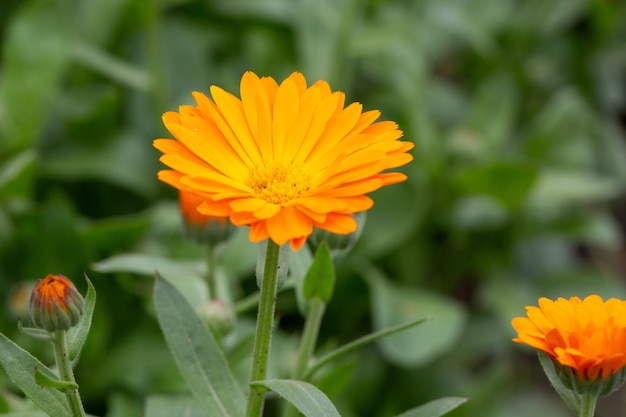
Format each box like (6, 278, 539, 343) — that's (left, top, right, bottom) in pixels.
(179, 190, 234, 244)
(154, 71, 413, 250)
(29, 274, 85, 332)
(512, 295, 626, 380)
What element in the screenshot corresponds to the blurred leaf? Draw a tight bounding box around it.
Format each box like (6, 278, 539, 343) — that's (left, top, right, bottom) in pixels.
(93, 253, 207, 307)
(357, 182, 422, 258)
(77, 0, 130, 45)
(394, 397, 468, 417)
(303, 242, 335, 303)
(465, 75, 518, 153)
(0, 0, 70, 152)
(295, 0, 354, 82)
(71, 41, 151, 91)
(454, 162, 538, 209)
(527, 170, 621, 211)
(0, 333, 70, 417)
(362, 263, 466, 367)
(21, 192, 87, 278)
(0, 150, 37, 200)
(104, 392, 143, 417)
(41, 131, 158, 198)
(67, 275, 96, 361)
(251, 379, 341, 417)
(153, 277, 245, 417)
(144, 395, 204, 417)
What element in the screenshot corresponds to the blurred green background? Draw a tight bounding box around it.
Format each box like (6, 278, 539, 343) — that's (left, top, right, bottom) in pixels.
(1, 0, 626, 416)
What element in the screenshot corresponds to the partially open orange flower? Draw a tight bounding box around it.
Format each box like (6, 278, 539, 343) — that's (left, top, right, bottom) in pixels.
(154, 71, 413, 250)
(29, 274, 85, 332)
(512, 295, 626, 380)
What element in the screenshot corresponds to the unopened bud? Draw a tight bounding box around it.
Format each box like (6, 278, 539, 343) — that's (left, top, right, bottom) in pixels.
(29, 274, 85, 332)
(308, 212, 366, 259)
(197, 299, 236, 336)
(179, 190, 235, 244)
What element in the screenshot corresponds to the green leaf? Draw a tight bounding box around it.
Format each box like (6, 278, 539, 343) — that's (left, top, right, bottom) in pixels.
(305, 317, 428, 380)
(362, 263, 466, 366)
(0, 0, 70, 153)
(17, 321, 51, 341)
(93, 253, 208, 307)
(34, 368, 78, 392)
(0, 150, 38, 201)
(251, 379, 341, 417)
(153, 276, 245, 417)
(454, 162, 538, 209)
(303, 242, 335, 303)
(0, 333, 70, 417)
(394, 397, 469, 417)
(538, 351, 581, 413)
(67, 274, 96, 361)
(144, 395, 205, 417)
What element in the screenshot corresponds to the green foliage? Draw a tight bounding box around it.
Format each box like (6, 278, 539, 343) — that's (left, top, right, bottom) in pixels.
(1, 0, 625, 415)
(153, 276, 245, 417)
(251, 380, 341, 417)
(0, 334, 70, 417)
(303, 242, 335, 303)
(394, 397, 468, 417)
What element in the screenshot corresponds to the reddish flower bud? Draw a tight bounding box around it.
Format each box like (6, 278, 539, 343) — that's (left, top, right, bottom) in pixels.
(29, 274, 85, 332)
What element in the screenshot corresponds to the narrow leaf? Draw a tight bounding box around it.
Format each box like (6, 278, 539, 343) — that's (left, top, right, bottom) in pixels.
(305, 317, 428, 380)
(252, 379, 340, 417)
(154, 276, 245, 417)
(17, 321, 51, 341)
(303, 242, 335, 303)
(34, 368, 78, 392)
(0, 333, 70, 417)
(394, 397, 469, 417)
(67, 274, 96, 361)
(538, 351, 581, 413)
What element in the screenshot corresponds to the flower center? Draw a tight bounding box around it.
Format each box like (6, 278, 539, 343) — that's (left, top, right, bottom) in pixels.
(247, 161, 311, 204)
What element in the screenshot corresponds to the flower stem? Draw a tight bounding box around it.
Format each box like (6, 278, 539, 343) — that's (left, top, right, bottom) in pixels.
(245, 240, 282, 417)
(206, 243, 218, 299)
(282, 298, 326, 417)
(51, 331, 86, 417)
(293, 298, 326, 379)
(579, 393, 597, 417)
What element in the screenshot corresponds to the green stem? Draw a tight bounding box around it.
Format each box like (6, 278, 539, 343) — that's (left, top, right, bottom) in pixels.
(282, 298, 326, 417)
(293, 298, 326, 379)
(206, 243, 218, 299)
(51, 331, 86, 417)
(579, 393, 597, 417)
(245, 240, 282, 417)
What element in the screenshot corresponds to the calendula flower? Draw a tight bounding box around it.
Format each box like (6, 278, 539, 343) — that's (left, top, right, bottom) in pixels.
(29, 274, 85, 332)
(154, 71, 413, 250)
(512, 295, 626, 381)
(179, 190, 235, 244)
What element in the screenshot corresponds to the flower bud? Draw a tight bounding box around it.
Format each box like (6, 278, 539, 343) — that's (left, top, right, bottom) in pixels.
(197, 299, 236, 336)
(29, 274, 85, 332)
(179, 190, 235, 245)
(307, 212, 366, 260)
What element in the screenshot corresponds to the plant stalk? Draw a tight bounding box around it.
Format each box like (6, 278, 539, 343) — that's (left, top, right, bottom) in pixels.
(579, 393, 597, 417)
(282, 297, 326, 417)
(51, 330, 86, 417)
(245, 240, 282, 417)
